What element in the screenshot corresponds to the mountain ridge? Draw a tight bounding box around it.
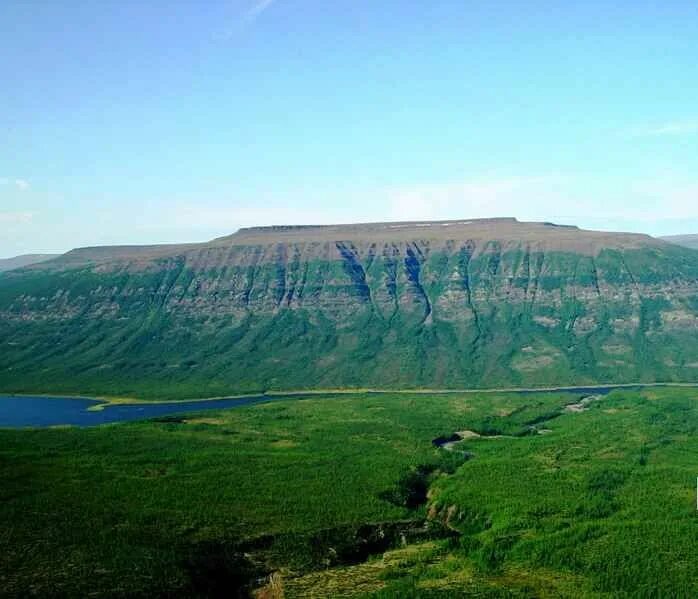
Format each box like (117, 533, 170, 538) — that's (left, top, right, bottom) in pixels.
(2, 218, 697, 399)
(0, 253, 59, 273)
(661, 233, 698, 250)
(28, 218, 667, 273)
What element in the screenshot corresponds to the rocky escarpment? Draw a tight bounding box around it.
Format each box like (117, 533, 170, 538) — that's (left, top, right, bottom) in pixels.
(2, 218, 698, 398)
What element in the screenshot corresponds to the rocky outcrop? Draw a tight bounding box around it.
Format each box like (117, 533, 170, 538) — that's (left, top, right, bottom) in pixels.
(2, 218, 698, 397)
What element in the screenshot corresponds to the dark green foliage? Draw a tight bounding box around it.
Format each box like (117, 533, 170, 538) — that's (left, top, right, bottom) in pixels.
(1, 388, 696, 597)
(430, 387, 698, 597)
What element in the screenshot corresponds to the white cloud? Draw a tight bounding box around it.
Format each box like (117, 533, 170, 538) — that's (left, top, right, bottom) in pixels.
(216, 0, 278, 40)
(0, 178, 30, 191)
(137, 176, 577, 240)
(245, 0, 276, 21)
(384, 176, 575, 223)
(145, 203, 342, 232)
(632, 121, 698, 137)
(0, 211, 35, 225)
(626, 181, 698, 220)
(5, 173, 698, 258)
(380, 175, 698, 227)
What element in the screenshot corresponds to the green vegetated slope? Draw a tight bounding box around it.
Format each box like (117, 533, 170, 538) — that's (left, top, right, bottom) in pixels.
(2, 219, 698, 398)
(1, 388, 696, 597)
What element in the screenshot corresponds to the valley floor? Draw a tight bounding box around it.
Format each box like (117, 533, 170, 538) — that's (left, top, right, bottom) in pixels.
(1, 388, 697, 597)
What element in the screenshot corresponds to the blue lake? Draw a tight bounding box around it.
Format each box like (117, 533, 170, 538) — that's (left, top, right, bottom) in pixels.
(0, 395, 277, 428)
(0, 385, 688, 428)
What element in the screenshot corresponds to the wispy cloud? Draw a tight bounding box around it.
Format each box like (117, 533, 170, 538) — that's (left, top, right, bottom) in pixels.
(384, 176, 575, 223)
(216, 0, 278, 40)
(0, 211, 34, 225)
(631, 121, 698, 137)
(245, 0, 277, 22)
(627, 180, 698, 220)
(0, 178, 30, 191)
(142, 175, 581, 238)
(146, 203, 341, 232)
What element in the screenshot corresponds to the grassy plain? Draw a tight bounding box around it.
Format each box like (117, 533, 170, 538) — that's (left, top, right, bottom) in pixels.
(0, 388, 696, 597)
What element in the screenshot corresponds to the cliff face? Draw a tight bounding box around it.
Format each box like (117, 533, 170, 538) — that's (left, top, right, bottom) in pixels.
(2, 219, 698, 398)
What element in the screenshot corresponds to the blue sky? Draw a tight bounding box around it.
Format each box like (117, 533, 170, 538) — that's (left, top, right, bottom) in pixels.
(2, 0, 698, 257)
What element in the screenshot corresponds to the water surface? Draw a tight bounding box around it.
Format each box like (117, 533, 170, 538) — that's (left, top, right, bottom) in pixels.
(0, 384, 689, 428)
(0, 395, 274, 428)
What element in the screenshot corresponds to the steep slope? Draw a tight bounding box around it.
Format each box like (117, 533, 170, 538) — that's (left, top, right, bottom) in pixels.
(2, 218, 698, 398)
(0, 254, 59, 273)
(661, 234, 698, 250)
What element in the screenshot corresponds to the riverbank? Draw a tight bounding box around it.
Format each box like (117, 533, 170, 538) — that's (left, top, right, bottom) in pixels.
(4, 380, 698, 411)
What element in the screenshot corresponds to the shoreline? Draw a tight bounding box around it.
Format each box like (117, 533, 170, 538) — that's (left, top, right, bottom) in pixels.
(2, 381, 698, 410)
